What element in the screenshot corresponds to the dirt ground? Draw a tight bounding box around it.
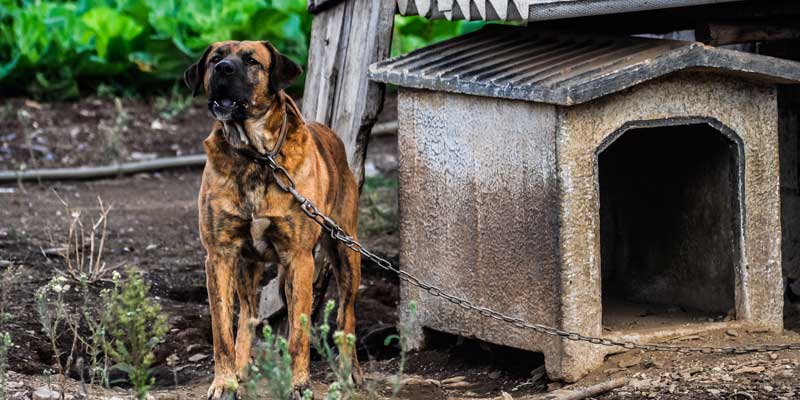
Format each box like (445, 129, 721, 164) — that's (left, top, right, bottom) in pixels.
(1, 96, 800, 399)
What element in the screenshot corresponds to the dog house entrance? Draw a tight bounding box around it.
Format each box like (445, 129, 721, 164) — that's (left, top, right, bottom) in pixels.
(599, 122, 741, 332)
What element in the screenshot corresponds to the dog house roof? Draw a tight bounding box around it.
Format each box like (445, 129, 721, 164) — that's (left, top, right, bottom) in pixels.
(368, 25, 800, 106)
(397, 0, 745, 22)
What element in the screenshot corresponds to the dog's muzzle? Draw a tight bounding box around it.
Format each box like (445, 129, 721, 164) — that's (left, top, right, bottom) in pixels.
(209, 99, 249, 121)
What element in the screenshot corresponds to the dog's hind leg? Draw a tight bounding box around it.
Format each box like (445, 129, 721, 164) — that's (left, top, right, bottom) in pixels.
(234, 260, 264, 379)
(335, 241, 363, 384)
(285, 251, 316, 391)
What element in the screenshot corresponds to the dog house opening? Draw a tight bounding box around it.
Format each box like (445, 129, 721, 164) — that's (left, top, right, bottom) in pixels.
(599, 122, 741, 332)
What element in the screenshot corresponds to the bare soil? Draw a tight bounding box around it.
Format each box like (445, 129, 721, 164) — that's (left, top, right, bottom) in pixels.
(1, 95, 800, 399)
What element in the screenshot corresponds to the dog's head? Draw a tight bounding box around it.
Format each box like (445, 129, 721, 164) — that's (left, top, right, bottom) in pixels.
(184, 40, 301, 122)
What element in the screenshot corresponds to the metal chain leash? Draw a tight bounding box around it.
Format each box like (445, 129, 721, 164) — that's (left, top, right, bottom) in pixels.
(260, 153, 800, 355)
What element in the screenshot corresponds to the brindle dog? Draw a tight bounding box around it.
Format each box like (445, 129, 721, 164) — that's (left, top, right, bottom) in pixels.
(184, 40, 361, 399)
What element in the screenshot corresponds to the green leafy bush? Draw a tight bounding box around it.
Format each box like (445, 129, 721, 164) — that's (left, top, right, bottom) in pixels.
(0, 0, 311, 98)
(0, 1, 485, 99)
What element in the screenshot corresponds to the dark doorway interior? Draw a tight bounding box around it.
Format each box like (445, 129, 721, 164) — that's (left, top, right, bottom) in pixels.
(599, 123, 741, 330)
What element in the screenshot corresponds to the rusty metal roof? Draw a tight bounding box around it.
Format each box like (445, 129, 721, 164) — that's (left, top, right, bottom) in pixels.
(397, 0, 745, 21)
(368, 25, 800, 105)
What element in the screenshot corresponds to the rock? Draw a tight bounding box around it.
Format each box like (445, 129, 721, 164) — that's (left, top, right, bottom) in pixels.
(629, 379, 653, 390)
(770, 353, 778, 360)
(707, 388, 721, 395)
(176, 327, 204, 341)
(725, 329, 739, 337)
(257, 278, 285, 320)
(145, 243, 158, 251)
(733, 365, 766, 374)
(443, 381, 472, 388)
(778, 370, 794, 379)
(530, 365, 546, 382)
(500, 392, 513, 400)
(175, 365, 192, 372)
(764, 385, 774, 392)
(186, 343, 204, 353)
(488, 370, 502, 379)
(619, 355, 642, 368)
(32, 386, 60, 400)
(188, 353, 208, 363)
(441, 376, 466, 384)
(546, 382, 562, 392)
(400, 377, 440, 387)
(651, 359, 668, 369)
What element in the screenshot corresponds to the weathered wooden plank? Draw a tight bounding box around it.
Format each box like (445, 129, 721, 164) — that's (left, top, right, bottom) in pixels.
(302, 0, 395, 186)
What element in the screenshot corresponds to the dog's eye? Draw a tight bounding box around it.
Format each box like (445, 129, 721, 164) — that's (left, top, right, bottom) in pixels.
(245, 57, 259, 66)
(209, 55, 222, 63)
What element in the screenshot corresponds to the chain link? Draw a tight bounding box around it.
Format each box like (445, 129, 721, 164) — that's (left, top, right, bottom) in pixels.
(261, 154, 800, 355)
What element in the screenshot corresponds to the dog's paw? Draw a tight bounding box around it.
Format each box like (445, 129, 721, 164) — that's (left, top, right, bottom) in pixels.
(292, 382, 312, 400)
(352, 366, 365, 387)
(207, 375, 239, 400)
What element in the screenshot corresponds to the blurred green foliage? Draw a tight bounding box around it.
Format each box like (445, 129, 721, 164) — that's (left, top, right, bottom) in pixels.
(0, 0, 480, 99)
(0, 0, 311, 98)
(391, 15, 485, 57)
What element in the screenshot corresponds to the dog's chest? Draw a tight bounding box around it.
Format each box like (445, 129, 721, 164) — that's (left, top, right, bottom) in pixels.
(249, 217, 275, 259)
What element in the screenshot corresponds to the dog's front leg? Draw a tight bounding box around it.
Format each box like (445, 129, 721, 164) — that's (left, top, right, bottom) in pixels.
(285, 251, 315, 392)
(206, 251, 239, 400)
(234, 260, 263, 379)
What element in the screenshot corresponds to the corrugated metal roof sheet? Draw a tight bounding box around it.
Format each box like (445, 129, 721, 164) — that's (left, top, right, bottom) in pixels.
(397, 0, 745, 21)
(368, 25, 800, 105)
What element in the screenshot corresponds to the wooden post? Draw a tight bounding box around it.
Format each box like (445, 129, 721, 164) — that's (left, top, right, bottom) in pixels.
(303, 0, 395, 187)
(258, 0, 395, 325)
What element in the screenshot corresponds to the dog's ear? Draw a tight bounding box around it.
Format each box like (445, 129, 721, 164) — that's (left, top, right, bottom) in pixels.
(262, 41, 302, 94)
(184, 45, 213, 97)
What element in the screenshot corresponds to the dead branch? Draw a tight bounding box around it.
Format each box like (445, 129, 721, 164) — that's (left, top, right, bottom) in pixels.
(545, 378, 628, 400)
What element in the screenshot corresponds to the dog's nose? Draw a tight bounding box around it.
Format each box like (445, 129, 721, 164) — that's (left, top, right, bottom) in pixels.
(214, 60, 235, 76)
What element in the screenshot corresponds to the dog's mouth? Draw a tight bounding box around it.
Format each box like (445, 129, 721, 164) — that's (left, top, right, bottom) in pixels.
(209, 98, 249, 121)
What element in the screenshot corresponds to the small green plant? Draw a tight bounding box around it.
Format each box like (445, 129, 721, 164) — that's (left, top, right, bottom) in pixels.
(104, 268, 168, 400)
(35, 275, 78, 398)
(304, 301, 357, 400)
(0, 332, 10, 400)
(245, 300, 416, 399)
(245, 324, 312, 400)
(383, 301, 416, 399)
(0, 264, 20, 400)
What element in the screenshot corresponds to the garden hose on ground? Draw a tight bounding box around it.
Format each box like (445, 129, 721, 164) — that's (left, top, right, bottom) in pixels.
(0, 121, 398, 183)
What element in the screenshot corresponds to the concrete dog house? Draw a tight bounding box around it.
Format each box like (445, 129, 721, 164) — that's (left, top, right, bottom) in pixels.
(369, 25, 800, 381)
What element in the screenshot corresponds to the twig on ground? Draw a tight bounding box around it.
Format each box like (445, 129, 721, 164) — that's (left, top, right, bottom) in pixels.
(544, 378, 627, 400)
(52, 192, 113, 283)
